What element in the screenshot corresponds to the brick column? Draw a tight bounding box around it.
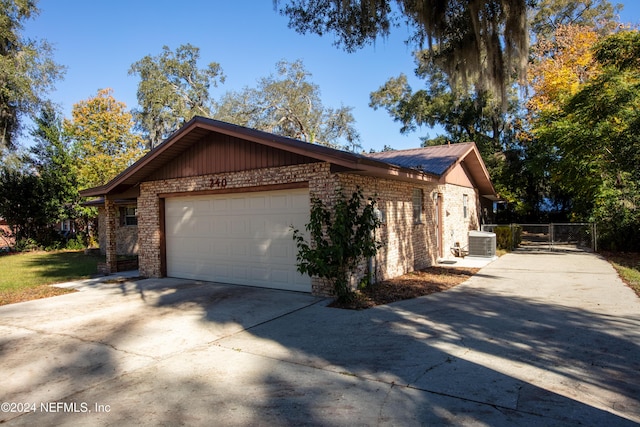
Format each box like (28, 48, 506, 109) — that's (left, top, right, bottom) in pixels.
(104, 199, 118, 273)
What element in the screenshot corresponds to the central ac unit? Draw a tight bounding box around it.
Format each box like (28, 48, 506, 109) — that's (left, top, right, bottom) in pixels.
(468, 231, 496, 257)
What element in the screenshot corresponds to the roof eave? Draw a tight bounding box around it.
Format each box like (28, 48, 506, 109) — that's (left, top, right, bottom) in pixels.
(79, 117, 441, 197)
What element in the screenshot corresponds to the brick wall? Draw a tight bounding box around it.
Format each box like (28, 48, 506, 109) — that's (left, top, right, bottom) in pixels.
(439, 184, 481, 259)
(137, 162, 335, 287)
(331, 175, 440, 285)
(135, 161, 479, 296)
(98, 206, 139, 256)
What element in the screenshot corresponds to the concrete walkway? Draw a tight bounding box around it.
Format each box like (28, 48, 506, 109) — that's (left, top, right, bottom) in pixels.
(0, 250, 639, 425)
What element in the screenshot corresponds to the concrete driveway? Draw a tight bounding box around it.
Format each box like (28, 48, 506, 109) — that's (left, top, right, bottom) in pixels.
(1, 250, 639, 426)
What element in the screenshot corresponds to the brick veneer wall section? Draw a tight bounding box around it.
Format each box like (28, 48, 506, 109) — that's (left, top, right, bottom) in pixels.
(440, 183, 481, 258)
(135, 161, 469, 297)
(332, 174, 439, 286)
(98, 206, 139, 256)
(136, 163, 337, 285)
(104, 199, 118, 273)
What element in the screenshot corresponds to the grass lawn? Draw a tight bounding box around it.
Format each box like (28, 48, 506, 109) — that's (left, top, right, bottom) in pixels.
(0, 250, 100, 306)
(602, 252, 640, 298)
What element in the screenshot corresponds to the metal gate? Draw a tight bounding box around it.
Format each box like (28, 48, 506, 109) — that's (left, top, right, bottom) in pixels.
(481, 223, 597, 252)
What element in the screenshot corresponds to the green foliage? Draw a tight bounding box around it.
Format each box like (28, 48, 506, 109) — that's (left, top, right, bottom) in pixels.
(129, 44, 225, 149)
(0, 0, 64, 150)
(0, 106, 80, 249)
(14, 238, 40, 252)
(278, 0, 529, 105)
(530, 0, 621, 40)
(592, 174, 640, 251)
(369, 63, 510, 158)
(30, 105, 79, 220)
(215, 59, 361, 151)
(534, 30, 640, 250)
(594, 30, 640, 70)
(64, 234, 86, 250)
(494, 225, 522, 251)
(291, 187, 381, 302)
(366, 1, 623, 222)
(0, 167, 52, 245)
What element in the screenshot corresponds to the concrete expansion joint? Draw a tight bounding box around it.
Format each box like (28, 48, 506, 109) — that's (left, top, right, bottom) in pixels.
(207, 297, 330, 346)
(407, 381, 565, 424)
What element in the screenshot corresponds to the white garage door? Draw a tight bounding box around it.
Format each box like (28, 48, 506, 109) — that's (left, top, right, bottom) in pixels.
(165, 188, 311, 292)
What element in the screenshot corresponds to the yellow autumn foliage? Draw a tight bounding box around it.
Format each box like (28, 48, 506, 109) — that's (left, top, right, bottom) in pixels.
(527, 25, 601, 115)
(64, 88, 145, 189)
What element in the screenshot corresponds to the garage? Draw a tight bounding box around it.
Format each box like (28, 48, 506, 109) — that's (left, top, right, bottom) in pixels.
(164, 188, 311, 292)
(81, 117, 498, 296)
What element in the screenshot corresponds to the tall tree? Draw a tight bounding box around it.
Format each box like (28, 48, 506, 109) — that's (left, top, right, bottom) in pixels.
(277, 0, 529, 105)
(527, 25, 601, 116)
(0, 167, 46, 243)
(530, 0, 621, 41)
(214, 60, 360, 151)
(65, 88, 144, 189)
(534, 30, 640, 249)
(369, 56, 514, 157)
(129, 44, 225, 149)
(368, 0, 623, 221)
(0, 105, 77, 245)
(29, 104, 78, 224)
(0, 0, 64, 151)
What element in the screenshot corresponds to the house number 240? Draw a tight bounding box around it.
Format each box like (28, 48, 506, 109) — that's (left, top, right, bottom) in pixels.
(209, 178, 228, 188)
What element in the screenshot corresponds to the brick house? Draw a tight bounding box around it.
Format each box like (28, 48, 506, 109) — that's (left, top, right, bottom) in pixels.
(81, 117, 497, 296)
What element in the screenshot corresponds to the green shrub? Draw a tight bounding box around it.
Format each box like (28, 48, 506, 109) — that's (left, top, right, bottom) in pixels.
(14, 238, 41, 252)
(494, 225, 521, 250)
(65, 235, 86, 250)
(292, 186, 381, 303)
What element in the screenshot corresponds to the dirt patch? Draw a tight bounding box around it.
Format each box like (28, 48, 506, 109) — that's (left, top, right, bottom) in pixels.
(330, 266, 479, 310)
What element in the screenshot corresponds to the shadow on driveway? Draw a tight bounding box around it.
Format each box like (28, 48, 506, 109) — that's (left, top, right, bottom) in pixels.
(1, 250, 639, 425)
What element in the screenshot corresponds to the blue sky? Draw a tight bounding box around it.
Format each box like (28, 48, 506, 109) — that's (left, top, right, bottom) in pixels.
(23, 1, 640, 152)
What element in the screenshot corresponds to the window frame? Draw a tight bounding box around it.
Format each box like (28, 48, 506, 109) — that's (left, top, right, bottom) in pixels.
(463, 194, 469, 219)
(412, 189, 423, 224)
(123, 207, 138, 226)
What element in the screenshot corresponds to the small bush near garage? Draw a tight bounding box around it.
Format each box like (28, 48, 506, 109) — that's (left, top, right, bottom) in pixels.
(292, 186, 382, 303)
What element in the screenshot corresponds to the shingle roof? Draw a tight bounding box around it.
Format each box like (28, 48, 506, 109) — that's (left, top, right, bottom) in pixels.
(80, 118, 496, 199)
(365, 143, 475, 176)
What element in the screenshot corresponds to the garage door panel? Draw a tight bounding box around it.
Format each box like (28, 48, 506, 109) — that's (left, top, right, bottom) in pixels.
(250, 196, 267, 210)
(231, 219, 249, 236)
(165, 189, 311, 292)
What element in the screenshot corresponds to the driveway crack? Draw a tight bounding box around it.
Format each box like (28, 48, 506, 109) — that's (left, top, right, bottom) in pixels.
(2, 323, 158, 361)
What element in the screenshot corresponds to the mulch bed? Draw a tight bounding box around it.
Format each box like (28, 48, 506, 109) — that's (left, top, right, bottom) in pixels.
(330, 266, 479, 310)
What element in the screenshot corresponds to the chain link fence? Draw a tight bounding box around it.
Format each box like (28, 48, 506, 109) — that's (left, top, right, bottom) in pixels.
(481, 223, 597, 252)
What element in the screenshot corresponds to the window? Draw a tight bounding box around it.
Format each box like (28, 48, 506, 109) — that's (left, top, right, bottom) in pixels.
(122, 207, 138, 226)
(463, 194, 469, 219)
(412, 189, 423, 224)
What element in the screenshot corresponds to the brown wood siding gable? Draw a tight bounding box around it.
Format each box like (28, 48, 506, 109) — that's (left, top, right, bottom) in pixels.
(146, 133, 316, 181)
